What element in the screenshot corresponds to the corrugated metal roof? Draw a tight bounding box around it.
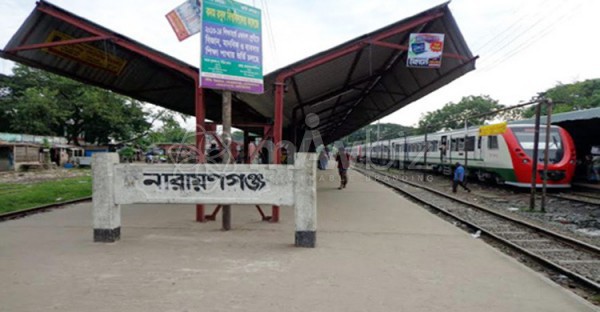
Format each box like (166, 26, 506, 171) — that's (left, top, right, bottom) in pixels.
(510, 107, 600, 125)
(1, 1, 476, 145)
(0, 1, 266, 127)
(238, 2, 477, 144)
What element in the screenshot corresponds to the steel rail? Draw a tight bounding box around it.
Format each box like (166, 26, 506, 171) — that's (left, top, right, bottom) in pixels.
(547, 193, 600, 207)
(0, 197, 92, 222)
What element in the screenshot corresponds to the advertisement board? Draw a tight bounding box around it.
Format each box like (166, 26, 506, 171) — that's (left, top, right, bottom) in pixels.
(200, 0, 263, 94)
(166, 0, 203, 41)
(406, 33, 445, 68)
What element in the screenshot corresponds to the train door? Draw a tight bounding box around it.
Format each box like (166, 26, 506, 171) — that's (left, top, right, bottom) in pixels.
(477, 136, 482, 160)
(482, 135, 500, 167)
(440, 135, 448, 163)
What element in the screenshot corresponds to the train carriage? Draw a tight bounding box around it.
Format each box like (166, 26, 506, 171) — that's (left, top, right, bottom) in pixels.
(356, 124, 576, 188)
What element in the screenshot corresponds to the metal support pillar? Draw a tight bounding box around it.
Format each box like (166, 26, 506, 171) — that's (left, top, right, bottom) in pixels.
(463, 119, 468, 168)
(195, 82, 206, 222)
(272, 78, 285, 223)
(243, 130, 250, 164)
(541, 99, 553, 212)
(529, 102, 542, 210)
(222, 91, 232, 230)
(423, 132, 428, 180)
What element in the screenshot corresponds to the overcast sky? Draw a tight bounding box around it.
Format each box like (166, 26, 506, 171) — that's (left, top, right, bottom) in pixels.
(1, 0, 598, 129)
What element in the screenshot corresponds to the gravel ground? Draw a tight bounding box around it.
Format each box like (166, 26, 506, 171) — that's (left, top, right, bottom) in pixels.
(362, 165, 600, 248)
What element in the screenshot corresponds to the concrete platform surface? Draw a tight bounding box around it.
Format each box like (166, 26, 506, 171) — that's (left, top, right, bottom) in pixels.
(0, 168, 597, 312)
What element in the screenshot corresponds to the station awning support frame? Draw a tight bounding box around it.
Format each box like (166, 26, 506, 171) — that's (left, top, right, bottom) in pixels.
(273, 10, 475, 154)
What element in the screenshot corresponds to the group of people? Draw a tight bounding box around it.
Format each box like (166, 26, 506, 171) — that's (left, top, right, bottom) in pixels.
(320, 147, 471, 193)
(318, 147, 351, 190)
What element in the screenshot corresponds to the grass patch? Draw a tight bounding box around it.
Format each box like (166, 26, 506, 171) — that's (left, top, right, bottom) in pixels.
(0, 176, 92, 214)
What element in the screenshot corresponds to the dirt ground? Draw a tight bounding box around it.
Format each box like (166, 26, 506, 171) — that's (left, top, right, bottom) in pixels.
(0, 168, 91, 184)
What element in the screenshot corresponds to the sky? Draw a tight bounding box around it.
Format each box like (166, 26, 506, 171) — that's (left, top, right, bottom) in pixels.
(1, 0, 599, 129)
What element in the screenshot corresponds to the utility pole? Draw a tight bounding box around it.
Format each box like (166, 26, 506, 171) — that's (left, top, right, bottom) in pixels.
(541, 99, 553, 212)
(529, 101, 542, 210)
(463, 119, 468, 169)
(222, 91, 232, 230)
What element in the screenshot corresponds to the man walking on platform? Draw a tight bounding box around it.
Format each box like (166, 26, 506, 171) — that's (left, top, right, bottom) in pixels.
(452, 162, 471, 193)
(336, 147, 351, 190)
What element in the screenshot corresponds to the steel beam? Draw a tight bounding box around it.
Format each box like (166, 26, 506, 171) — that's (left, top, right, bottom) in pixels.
(36, 3, 198, 79)
(7, 35, 111, 52)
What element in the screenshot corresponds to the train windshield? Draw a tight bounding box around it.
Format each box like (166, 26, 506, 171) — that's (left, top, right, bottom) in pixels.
(512, 127, 564, 163)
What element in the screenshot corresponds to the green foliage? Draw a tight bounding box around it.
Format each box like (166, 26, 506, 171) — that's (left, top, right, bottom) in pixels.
(118, 146, 135, 157)
(343, 123, 415, 144)
(0, 175, 92, 214)
(143, 112, 194, 146)
(342, 79, 600, 143)
(417, 95, 504, 133)
(0, 64, 151, 145)
(232, 130, 244, 142)
(522, 79, 600, 117)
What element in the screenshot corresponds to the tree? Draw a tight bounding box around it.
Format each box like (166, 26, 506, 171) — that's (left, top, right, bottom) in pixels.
(0, 64, 151, 145)
(523, 79, 600, 117)
(417, 95, 504, 133)
(144, 113, 194, 145)
(343, 123, 415, 144)
(232, 130, 244, 142)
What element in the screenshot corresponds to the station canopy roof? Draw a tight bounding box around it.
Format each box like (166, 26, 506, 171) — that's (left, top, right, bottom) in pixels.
(1, 1, 476, 145)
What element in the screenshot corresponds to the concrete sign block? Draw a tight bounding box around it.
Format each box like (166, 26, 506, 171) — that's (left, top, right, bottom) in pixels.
(92, 153, 317, 247)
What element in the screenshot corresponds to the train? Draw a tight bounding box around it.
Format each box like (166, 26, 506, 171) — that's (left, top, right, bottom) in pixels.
(350, 124, 577, 188)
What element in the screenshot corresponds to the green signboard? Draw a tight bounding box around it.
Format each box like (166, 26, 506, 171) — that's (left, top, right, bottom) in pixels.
(200, 0, 263, 94)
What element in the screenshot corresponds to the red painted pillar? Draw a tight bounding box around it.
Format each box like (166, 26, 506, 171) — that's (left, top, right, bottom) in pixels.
(195, 81, 206, 222)
(243, 130, 250, 164)
(272, 77, 285, 222)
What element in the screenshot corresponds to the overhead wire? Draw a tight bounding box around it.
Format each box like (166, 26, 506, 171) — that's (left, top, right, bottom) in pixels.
(478, 0, 584, 73)
(260, 0, 278, 70)
(475, 0, 566, 65)
(471, 0, 548, 53)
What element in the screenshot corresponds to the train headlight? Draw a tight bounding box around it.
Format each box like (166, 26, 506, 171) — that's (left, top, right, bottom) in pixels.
(522, 159, 529, 164)
(569, 159, 575, 164)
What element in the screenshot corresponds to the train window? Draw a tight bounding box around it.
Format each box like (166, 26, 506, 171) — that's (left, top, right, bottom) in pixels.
(488, 136, 499, 149)
(451, 139, 457, 151)
(477, 136, 482, 149)
(513, 127, 564, 163)
(466, 136, 475, 151)
(458, 138, 465, 151)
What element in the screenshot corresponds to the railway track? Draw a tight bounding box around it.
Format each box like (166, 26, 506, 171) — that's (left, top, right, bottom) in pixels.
(0, 197, 92, 222)
(354, 166, 600, 294)
(549, 192, 600, 207)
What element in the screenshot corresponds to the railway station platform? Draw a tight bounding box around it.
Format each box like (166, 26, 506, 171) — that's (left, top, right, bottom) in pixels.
(0, 167, 597, 311)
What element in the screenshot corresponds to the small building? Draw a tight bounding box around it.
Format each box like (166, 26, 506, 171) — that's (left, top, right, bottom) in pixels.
(50, 144, 85, 167)
(154, 143, 198, 163)
(0, 142, 42, 172)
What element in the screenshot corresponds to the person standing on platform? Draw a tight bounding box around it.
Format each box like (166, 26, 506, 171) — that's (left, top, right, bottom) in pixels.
(318, 148, 329, 170)
(452, 162, 471, 193)
(335, 147, 351, 190)
(207, 143, 222, 164)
